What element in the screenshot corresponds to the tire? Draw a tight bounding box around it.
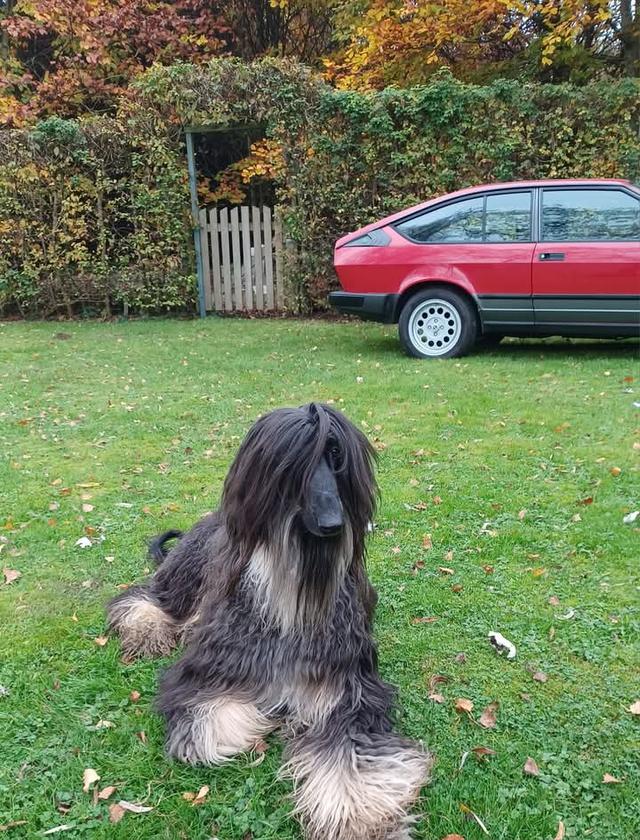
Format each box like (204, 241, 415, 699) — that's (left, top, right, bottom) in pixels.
(398, 287, 478, 359)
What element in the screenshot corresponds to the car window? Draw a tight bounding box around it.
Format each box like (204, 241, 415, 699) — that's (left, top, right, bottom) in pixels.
(542, 189, 640, 241)
(396, 196, 484, 243)
(485, 192, 531, 242)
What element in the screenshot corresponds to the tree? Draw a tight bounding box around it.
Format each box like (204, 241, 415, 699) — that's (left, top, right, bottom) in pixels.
(0, 0, 228, 125)
(327, 0, 640, 89)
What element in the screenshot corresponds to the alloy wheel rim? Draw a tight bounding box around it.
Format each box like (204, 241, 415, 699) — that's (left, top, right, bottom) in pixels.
(408, 298, 462, 356)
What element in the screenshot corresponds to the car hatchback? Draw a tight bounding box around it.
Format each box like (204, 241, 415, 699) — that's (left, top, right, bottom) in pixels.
(329, 179, 640, 358)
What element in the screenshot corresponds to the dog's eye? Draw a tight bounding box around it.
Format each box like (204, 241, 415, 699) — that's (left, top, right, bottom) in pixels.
(327, 445, 342, 468)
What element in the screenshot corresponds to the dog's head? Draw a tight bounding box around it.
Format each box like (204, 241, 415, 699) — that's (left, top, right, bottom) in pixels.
(222, 402, 377, 555)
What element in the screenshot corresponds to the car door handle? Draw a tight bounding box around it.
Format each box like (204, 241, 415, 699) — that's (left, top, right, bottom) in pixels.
(539, 252, 565, 261)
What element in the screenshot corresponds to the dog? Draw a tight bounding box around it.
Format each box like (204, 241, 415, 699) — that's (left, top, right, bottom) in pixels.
(107, 402, 431, 840)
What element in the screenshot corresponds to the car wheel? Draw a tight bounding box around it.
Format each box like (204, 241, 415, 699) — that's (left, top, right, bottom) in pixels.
(398, 287, 478, 359)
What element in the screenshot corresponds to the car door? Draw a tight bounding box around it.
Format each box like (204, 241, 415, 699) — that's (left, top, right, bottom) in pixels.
(394, 190, 536, 332)
(533, 187, 640, 335)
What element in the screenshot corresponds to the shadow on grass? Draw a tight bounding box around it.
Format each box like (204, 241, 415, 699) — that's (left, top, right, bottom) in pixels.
(354, 329, 639, 362)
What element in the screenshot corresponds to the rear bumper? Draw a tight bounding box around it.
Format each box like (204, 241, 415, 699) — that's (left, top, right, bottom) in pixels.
(328, 291, 399, 323)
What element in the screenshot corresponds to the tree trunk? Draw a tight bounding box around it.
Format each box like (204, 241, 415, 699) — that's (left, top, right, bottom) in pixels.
(620, 0, 640, 77)
(1, 0, 15, 62)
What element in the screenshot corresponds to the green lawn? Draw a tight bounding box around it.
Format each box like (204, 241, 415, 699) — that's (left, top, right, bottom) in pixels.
(0, 319, 638, 840)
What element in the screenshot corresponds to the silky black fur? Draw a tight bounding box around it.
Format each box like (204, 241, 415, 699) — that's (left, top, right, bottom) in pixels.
(106, 403, 430, 839)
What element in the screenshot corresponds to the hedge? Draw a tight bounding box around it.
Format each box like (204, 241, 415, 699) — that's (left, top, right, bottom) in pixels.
(1, 59, 638, 316)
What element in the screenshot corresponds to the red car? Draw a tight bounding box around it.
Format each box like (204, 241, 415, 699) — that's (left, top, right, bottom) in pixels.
(329, 179, 640, 358)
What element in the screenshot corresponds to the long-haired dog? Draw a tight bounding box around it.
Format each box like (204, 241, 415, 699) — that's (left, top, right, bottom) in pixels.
(107, 403, 431, 840)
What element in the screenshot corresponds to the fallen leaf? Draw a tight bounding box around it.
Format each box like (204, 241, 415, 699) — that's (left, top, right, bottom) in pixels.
(82, 503, 94, 513)
(192, 785, 209, 806)
(429, 692, 445, 703)
(531, 567, 547, 577)
(472, 746, 496, 759)
(422, 533, 433, 550)
(75, 537, 92, 549)
(42, 826, 73, 835)
(627, 700, 640, 715)
(518, 509, 527, 520)
(444, 550, 454, 562)
(571, 513, 581, 522)
(441, 835, 466, 840)
(2, 568, 21, 585)
(459, 803, 489, 835)
(412, 616, 439, 625)
(0, 822, 27, 832)
(479, 701, 499, 729)
(482, 565, 494, 574)
(455, 652, 466, 663)
(451, 584, 463, 593)
(523, 757, 540, 776)
(98, 786, 117, 800)
(602, 773, 622, 784)
(578, 496, 593, 506)
(109, 803, 125, 824)
(433, 496, 442, 505)
(82, 768, 100, 792)
(548, 595, 560, 606)
(136, 731, 147, 744)
(455, 698, 474, 714)
(117, 800, 153, 814)
(554, 820, 566, 840)
(94, 636, 109, 647)
(533, 671, 548, 683)
(94, 719, 114, 729)
(610, 467, 621, 477)
(129, 690, 141, 703)
(438, 566, 454, 575)
(409, 478, 419, 487)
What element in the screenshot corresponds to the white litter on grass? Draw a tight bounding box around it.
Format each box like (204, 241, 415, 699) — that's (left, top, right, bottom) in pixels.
(623, 511, 639, 525)
(488, 631, 517, 659)
(75, 537, 92, 548)
(557, 608, 576, 621)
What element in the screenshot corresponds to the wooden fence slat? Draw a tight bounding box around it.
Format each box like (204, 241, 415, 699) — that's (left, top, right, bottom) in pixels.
(252, 205, 264, 310)
(219, 208, 233, 312)
(263, 206, 274, 310)
(209, 208, 223, 312)
(199, 208, 212, 311)
(230, 207, 242, 310)
(274, 210, 284, 310)
(241, 205, 253, 310)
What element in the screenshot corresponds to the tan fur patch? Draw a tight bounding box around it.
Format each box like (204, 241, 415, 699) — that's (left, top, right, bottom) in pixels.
(172, 698, 277, 765)
(283, 738, 431, 840)
(107, 593, 177, 659)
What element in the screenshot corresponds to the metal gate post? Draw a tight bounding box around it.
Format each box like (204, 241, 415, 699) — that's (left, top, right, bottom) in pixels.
(185, 129, 207, 319)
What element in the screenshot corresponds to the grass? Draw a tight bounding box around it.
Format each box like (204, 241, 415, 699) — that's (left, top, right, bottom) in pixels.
(0, 318, 638, 840)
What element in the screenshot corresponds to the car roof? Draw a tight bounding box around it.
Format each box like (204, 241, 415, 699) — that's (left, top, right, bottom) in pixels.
(338, 178, 638, 244)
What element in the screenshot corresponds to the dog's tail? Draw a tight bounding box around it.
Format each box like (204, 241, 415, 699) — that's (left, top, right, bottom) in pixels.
(148, 530, 184, 565)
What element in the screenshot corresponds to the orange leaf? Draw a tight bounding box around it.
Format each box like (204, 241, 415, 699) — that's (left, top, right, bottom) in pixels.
(455, 698, 474, 714)
(479, 701, 499, 729)
(602, 773, 622, 784)
(523, 757, 540, 776)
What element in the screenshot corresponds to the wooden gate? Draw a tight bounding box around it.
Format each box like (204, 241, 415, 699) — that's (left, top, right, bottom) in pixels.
(198, 205, 284, 312)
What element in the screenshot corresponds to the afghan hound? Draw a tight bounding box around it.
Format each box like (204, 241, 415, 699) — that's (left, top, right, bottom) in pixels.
(107, 403, 431, 840)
